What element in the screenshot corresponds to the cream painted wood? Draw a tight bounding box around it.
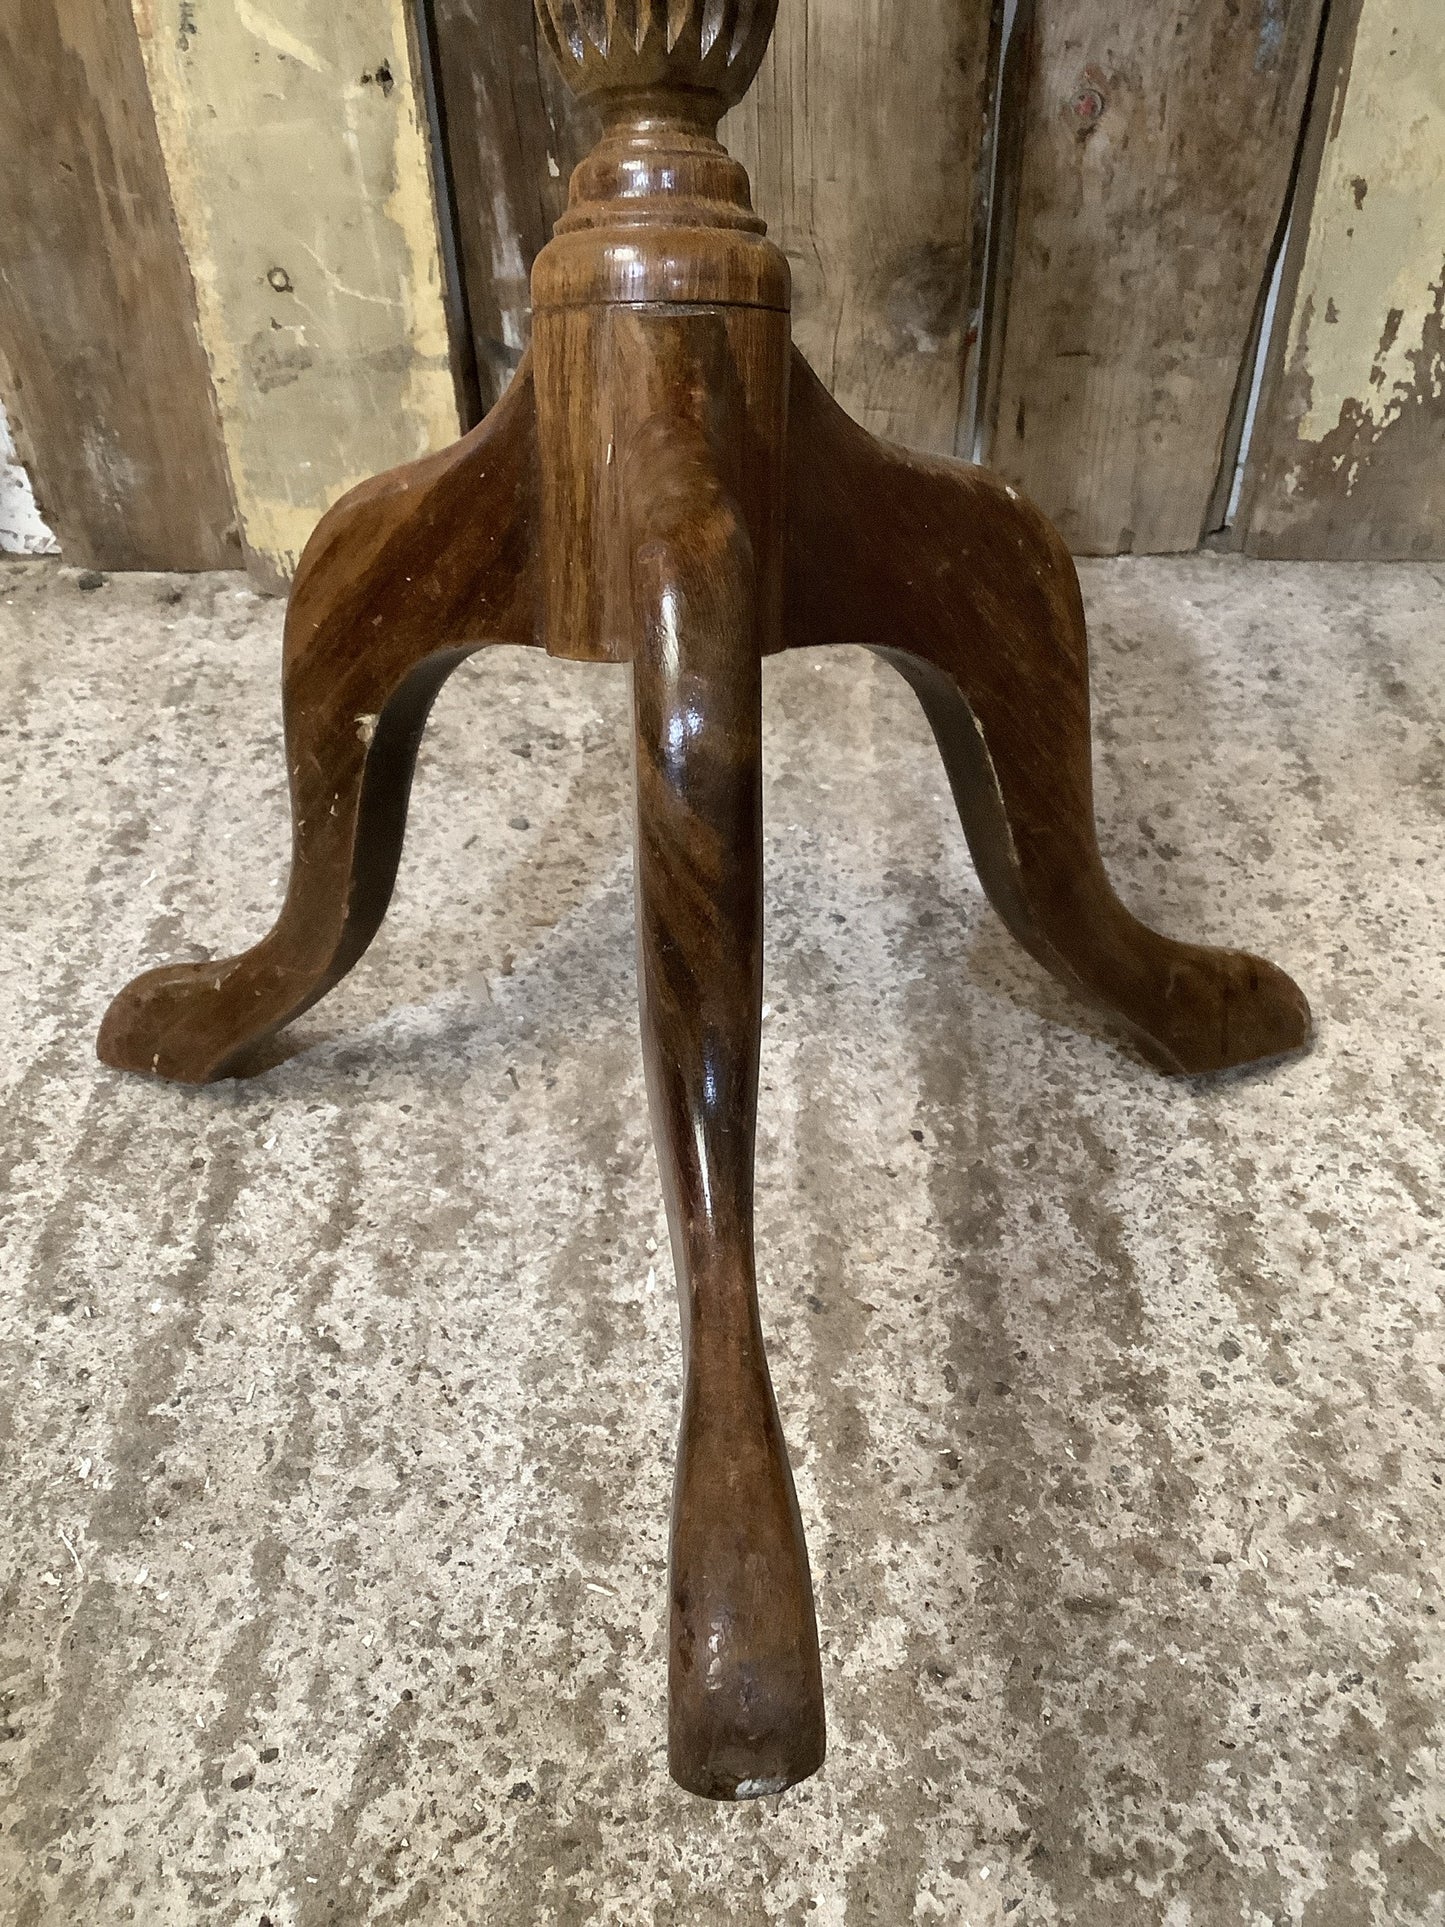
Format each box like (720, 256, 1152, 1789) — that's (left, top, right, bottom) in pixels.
(1241, 0, 1445, 559)
(131, 0, 461, 585)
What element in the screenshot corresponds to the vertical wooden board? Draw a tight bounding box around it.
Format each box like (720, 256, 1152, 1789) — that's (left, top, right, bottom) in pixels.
(429, 0, 594, 414)
(0, 0, 238, 571)
(131, 0, 462, 586)
(1241, 0, 1445, 560)
(987, 0, 1324, 556)
(722, 0, 999, 457)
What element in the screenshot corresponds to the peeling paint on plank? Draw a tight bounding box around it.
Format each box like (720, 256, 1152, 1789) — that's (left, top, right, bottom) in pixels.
(1243, 0, 1445, 559)
(987, 0, 1326, 556)
(131, 0, 460, 585)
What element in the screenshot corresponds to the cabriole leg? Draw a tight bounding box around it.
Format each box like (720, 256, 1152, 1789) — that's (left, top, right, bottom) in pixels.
(784, 353, 1311, 1076)
(98, 363, 542, 1084)
(623, 366, 825, 1802)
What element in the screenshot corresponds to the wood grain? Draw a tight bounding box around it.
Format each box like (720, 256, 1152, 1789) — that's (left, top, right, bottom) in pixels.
(98, 360, 540, 1085)
(784, 353, 1313, 1076)
(532, 108, 790, 663)
(100, 0, 1312, 1806)
(432, 0, 1000, 457)
(1239, 0, 1445, 560)
(527, 43, 824, 1793)
(428, 0, 593, 412)
(622, 321, 823, 1801)
(986, 0, 1325, 555)
(723, 0, 1000, 456)
(0, 0, 238, 571)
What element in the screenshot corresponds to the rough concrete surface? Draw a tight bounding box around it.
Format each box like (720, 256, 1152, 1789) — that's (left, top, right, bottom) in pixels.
(1, 554, 1442, 1926)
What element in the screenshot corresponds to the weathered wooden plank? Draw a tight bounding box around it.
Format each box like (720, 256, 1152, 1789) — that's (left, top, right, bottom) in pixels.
(429, 0, 594, 415)
(1239, 0, 1445, 560)
(723, 0, 1000, 457)
(0, 0, 238, 571)
(986, 0, 1325, 555)
(131, 0, 462, 587)
(428, 3, 997, 455)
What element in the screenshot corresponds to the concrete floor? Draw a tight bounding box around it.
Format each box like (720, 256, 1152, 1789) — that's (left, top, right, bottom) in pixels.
(1, 553, 1442, 1926)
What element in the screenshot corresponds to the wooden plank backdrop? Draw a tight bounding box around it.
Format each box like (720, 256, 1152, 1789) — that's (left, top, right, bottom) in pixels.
(431, 0, 1001, 456)
(429, 0, 594, 415)
(430, 0, 1324, 511)
(723, 0, 1002, 456)
(983, 0, 1326, 556)
(6, 0, 1441, 568)
(0, 0, 238, 571)
(130, 0, 462, 588)
(1239, 0, 1445, 560)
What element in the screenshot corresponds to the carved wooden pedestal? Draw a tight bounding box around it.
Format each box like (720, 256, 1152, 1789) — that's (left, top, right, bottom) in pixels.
(99, 1, 1310, 1801)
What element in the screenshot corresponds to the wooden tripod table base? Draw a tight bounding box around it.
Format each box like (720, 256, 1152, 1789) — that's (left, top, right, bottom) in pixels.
(98, 1, 1310, 1802)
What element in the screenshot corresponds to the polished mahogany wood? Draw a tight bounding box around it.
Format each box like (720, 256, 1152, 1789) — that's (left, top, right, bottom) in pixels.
(98, 365, 542, 1084)
(98, 0, 1310, 1801)
(626, 357, 823, 1798)
(531, 78, 820, 1789)
(529, 7, 791, 667)
(534, 0, 776, 113)
(783, 355, 1312, 1076)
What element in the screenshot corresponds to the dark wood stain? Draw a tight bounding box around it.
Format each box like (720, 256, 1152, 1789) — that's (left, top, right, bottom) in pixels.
(784, 355, 1312, 1076)
(98, 363, 540, 1082)
(99, 0, 1310, 1802)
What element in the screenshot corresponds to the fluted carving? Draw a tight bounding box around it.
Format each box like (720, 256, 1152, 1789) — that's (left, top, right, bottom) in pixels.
(536, 0, 778, 109)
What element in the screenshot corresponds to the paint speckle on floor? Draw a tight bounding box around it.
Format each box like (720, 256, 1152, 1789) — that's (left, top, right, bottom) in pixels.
(1, 555, 1442, 1923)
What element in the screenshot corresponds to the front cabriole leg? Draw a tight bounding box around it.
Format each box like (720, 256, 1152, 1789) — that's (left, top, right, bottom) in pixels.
(783, 352, 1311, 1076)
(98, 358, 542, 1084)
(617, 325, 824, 1800)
